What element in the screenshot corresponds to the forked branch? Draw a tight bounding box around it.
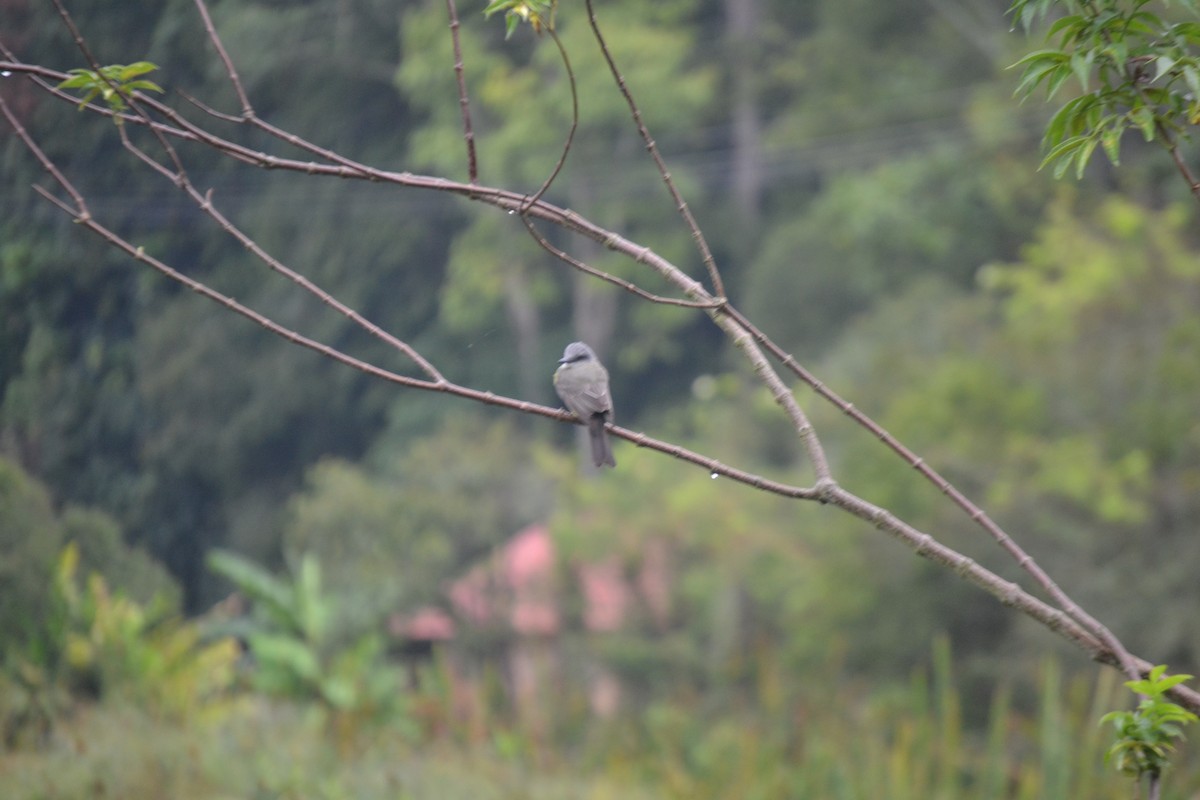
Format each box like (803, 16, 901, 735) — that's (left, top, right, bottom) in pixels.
(1, 0, 1188, 710)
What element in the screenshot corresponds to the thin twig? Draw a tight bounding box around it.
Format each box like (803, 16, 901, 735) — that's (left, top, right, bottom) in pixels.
(1152, 115, 1200, 203)
(192, 0, 253, 116)
(53, 0, 449, 383)
(519, 28, 577, 212)
(583, 0, 726, 300)
(177, 88, 242, 123)
(711, 310, 835, 486)
(521, 216, 722, 308)
(50, 0, 195, 185)
(443, 0, 478, 182)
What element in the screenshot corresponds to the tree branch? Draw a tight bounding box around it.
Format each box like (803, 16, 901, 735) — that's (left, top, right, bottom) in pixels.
(583, 0, 726, 300)
(442, 0, 479, 183)
(3, 0, 1192, 713)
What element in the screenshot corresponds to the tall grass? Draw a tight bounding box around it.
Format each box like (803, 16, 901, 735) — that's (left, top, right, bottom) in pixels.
(4, 638, 1198, 799)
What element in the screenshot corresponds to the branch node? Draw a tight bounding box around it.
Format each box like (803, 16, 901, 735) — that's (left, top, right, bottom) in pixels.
(813, 477, 838, 504)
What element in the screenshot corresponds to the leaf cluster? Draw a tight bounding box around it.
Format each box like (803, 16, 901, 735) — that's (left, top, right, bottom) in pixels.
(1010, 0, 1200, 177)
(50, 544, 237, 719)
(1100, 665, 1199, 781)
(206, 550, 413, 733)
(56, 61, 162, 114)
(484, 0, 558, 40)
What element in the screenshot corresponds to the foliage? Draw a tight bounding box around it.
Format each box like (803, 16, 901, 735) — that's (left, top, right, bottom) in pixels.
(207, 549, 414, 738)
(806, 194, 1200, 687)
(1101, 665, 1199, 785)
(0, 456, 180, 655)
(51, 543, 238, 719)
(0, 456, 63, 656)
(56, 61, 162, 114)
(744, 143, 1049, 356)
(6, 0, 1200, 792)
(484, 0, 558, 39)
(549, 428, 873, 695)
(1010, 0, 1200, 178)
(1, 542, 233, 746)
(283, 414, 555, 623)
(5, 642, 1196, 798)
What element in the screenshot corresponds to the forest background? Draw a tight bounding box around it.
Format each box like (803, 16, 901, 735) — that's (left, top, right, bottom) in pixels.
(2, 0, 1200, 796)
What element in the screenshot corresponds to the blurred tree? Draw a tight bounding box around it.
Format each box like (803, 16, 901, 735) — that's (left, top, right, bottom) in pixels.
(0, 456, 61, 654)
(281, 413, 555, 629)
(397, 0, 718, 418)
(809, 195, 1200, 686)
(4, 0, 1199, 734)
(0, 456, 179, 656)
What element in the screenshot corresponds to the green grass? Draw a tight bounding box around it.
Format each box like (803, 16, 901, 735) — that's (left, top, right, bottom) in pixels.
(4, 654, 1199, 799)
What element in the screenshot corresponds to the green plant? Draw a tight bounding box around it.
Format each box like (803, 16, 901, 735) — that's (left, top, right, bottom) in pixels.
(2, 544, 237, 745)
(207, 550, 414, 738)
(1010, 0, 1200, 180)
(56, 61, 162, 113)
(1100, 665, 1198, 795)
(55, 543, 238, 719)
(483, 0, 557, 38)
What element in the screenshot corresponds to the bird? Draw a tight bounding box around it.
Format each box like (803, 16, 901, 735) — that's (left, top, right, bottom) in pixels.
(553, 341, 616, 468)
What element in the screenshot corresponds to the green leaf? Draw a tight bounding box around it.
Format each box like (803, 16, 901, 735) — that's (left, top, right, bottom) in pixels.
(1044, 94, 1095, 145)
(482, 0, 511, 17)
(1013, 51, 1071, 98)
(1154, 672, 1195, 691)
(56, 71, 96, 90)
(1184, 65, 1200, 96)
(1074, 136, 1099, 178)
(74, 88, 100, 110)
(1046, 14, 1086, 44)
(1101, 125, 1123, 164)
(1106, 40, 1129, 68)
(1040, 135, 1087, 174)
(1045, 65, 1073, 98)
(1130, 104, 1157, 140)
(1011, 48, 1069, 68)
(1173, 21, 1200, 45)
(1070, 50, 1096, 92)
(1154, 55, 1178, 82)
(123, 80, 163, 95)
(207, 549, 298, 633)
(116, 61, 158, 81)
(1127, 11, 1165, 36)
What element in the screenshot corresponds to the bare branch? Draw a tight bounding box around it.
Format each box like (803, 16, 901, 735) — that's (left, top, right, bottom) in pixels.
(443, 0, 479, 183)
(827, 481, 1200, 710)
(721, 304, 1141, 680)
(520, 215, 723, 309)
(519, 28, 577, 213)
(192, 0, 253, 117)
(7, 0, 1191, 711)
(583, 0, 726, 300)
(0, 33, 1151, 680)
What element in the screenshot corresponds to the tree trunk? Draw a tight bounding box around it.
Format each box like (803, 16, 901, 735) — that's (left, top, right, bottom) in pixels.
(725, 0, 763, 223)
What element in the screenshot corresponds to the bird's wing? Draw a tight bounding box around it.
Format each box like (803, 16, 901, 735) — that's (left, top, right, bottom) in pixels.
(573, 383, 612, 417)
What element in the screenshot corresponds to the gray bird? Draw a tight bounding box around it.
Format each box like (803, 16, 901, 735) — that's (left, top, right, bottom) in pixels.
(553, 341, 616, 468)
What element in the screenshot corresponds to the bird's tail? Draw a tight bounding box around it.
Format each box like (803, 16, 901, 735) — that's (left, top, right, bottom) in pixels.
(588, 418, 616, 468)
